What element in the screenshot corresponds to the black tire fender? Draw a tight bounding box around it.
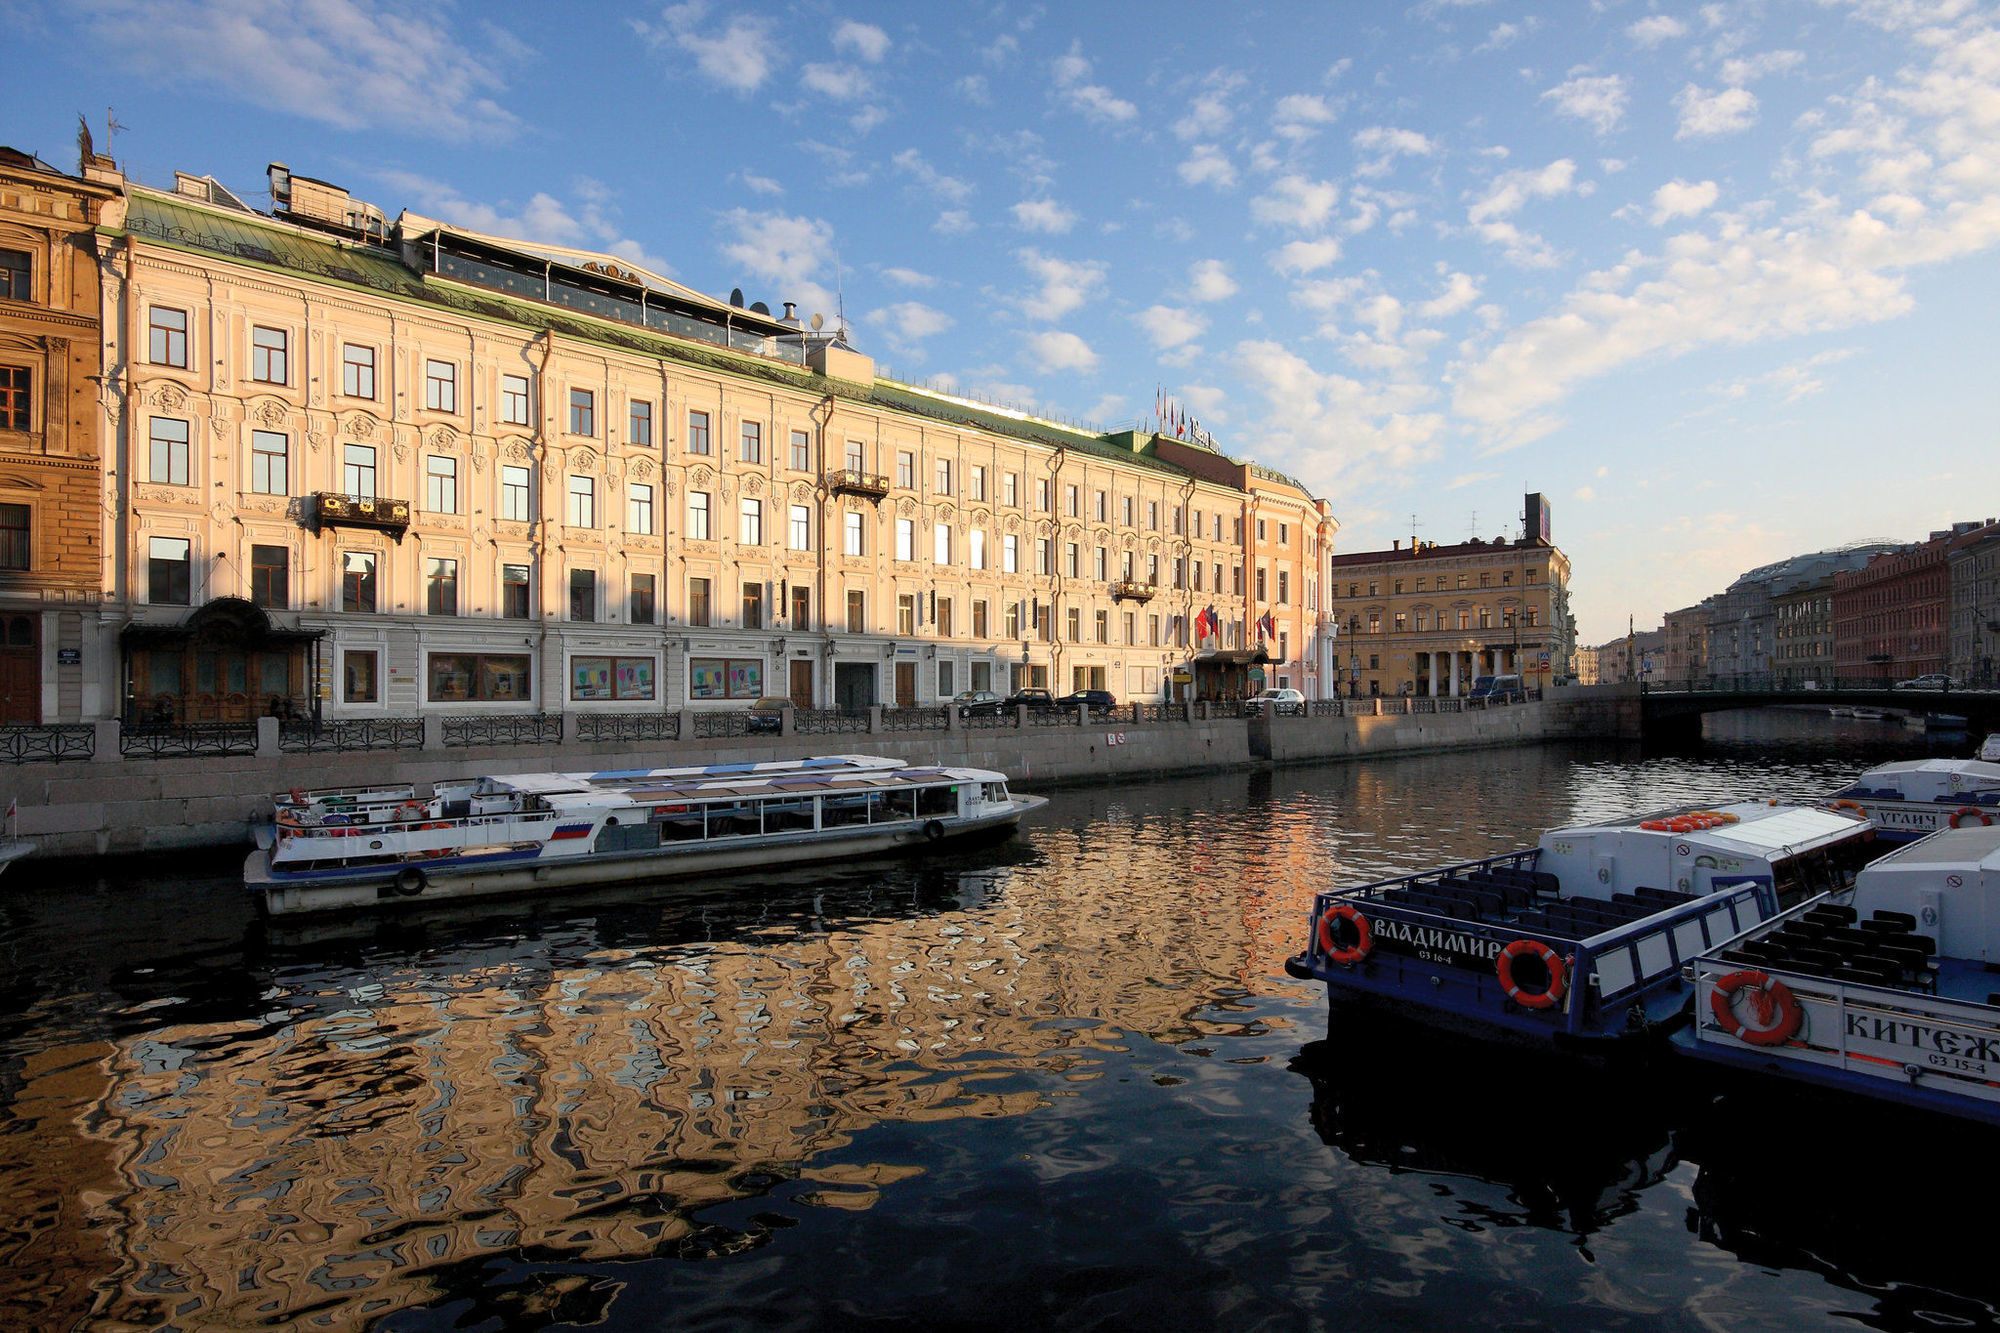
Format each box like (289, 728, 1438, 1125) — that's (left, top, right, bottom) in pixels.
(923, 820, 946, 843)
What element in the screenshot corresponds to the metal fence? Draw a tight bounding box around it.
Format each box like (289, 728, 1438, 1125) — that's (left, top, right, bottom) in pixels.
(957, 709, 1019, 729)
(442, 714, 563, 747)
(882, 707, 947, 733)
(694, 711, 753, 739)
(279, 717, 426, 753)
(0, 724, 96, 764)
(574, 713, 681, 744)
(120, 723, 259, 758)
(794, 709, 869, 735)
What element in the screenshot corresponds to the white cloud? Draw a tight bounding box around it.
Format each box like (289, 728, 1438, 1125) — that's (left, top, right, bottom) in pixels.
(1178, 145, 1238, 189)
(1627, 15, 1687, 47)
(739, 171, 784, 196)
(832, 19, 889, 62)
(638, 2, 778, 94)
(1573, 485, 1598, 502)
(1229, 339, 1446, 497)
(1188, 259, 1239, 302)
(1017, 249, 1107, 321)
(717, 208, 834, 302)
(1721, 50, 1803, 86)
(891, 149, 974, 204)
(880, 266, 936, 288)
(1273, 94, 1337, 140)
(1416, 271, 1481, 318)
(1135, 304, 1208, 349)
(1650, 178, 1719, 224)
(1271, 239, 1344, 274)
(84, 0, 527, 140)
(1025, 330, 1099, 372)
(1467, 159, 1580, 223)
(383, 170, 673, 276)
(1709, 349, 1856, 403)
(800, 62, 872, 101)
(1011, 198, 1078, 233)
(1251, 175, 1340, 230)
(1541, 73, 1629, 135)
(1674, 84, 1759, 138)
(1478, 21, 1530, 52)
(956, 74, 990, 105)
(1351, 126, 1437, 177)
(1175, 73, 1243, 140)
(933, 210, 974, 236)
(1051, 42, 1137, 123)
(1447, 472, 1497, 491)
(867, 301, 954, 353)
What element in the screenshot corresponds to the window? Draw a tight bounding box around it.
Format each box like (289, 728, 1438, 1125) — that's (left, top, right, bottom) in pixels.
(503, 564, 530, 619)
(689, 577, 711, 626)
(1279, 522, 1288, 544)
(1094, 490, 1107, 521)
(1066, 608, 1080, 641)
(687, 491, 711, 541)
(1036, 479, 1050, 512)
(1257, 519, 1267, 542)
(1147, 553, 1159, 585)
(1036, 538, 1051, 576)
(935, 458, 952, 495)
(1278, 571, 1289, 604)
(970, 528, 986, 570)
(973, 599, 988, 638)
(742, 580, 764, 629)
(501, 465, 532, 521)
(427, 557, 459, 616)
(571, 655, 655, 701)
(971, 465, 986, 500)
(628, 482, 654, 535)
(629, 399, 653, 447)
(1393, 612, 1406, 632)
(149, 416, 189, 485)
(425, 359, 456, 413)
(739, 497, 762, 546)
(1123, 610, 1135, 644)
(251, 430, 288, 495)
(789, 504, 810, 550)
(1123, 496, 1134, 526)
(250, 545, 287, 608)
(1525, 607, 1539, 627)
(501, 374, 530, 425)
(790, 586, 810, 629)
(343, 650, 378, 704)
(1004, 472, 1018, 507)
(1479, 608, 1493, 629)
(149, 307, 188, 367)
(689, 657, 764, 700)
(568, 388, 594, 436)
(1173, 557, 1185, 589)
(1231, 565, 1243, 594)
(937, 597, 954, 637)
(0, 249, 29, 301)
(569, 568, 597, 622)
(1094, 547, 1107, 581)
(251, 326, 287, 384)
(1193, 561, 1204, 592)
(1004, 534, 1018, 573)
(1147, 501, 1159, 531)
(846, 589, 866, 633)
(1173, 506, 1183, 535)
(427, 654, 531, 703)
(687, 410, 711, 455)
(790, 429, 811, 470)
(899, 594, 917, 635)
(630, 573, 656, 624)
(342, 551, 377, 612)
(844, 510, 864, 555)
(1005, 602, 1021, 639)
(426, 455, 458, 513)
(1095, 610, 1109, 644)
(897, 451, 915, 488)
(343, 444, 376, 499)
(1149, 614, 1160, 646)
(740, 421, 761, 463)
(1479, 572, 1491, 588)
(934, 523, 952, 566)
(1065, 542, 1079, 578)
(1369, 613, 1381, 634)
(0, 504, 25, 570)
(845, 440, 865, 471)
(567, 475, 595, 528)
(1065, 484, 1078, 517)
(896, 518, 915, 562)
(938, 661, 954, 695)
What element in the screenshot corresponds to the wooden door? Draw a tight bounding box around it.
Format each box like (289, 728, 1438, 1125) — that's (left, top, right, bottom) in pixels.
(788, 659, 814, 710)
(894, 661, 916, 707)
(0, 615, 37, 723)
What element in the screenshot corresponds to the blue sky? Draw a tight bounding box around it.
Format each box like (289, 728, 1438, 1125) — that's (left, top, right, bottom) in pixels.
(8, 0, 2000, 644)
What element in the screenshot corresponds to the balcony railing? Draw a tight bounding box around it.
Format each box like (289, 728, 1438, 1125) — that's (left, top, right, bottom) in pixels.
(824, 469, 890, 500)
(314, 492, 412, 540)
(1108, 579, 1157, 603)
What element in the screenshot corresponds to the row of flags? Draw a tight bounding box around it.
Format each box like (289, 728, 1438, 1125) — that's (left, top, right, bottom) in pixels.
(1190, 606, 1280, 643)
(1153, 388, 1207, 444)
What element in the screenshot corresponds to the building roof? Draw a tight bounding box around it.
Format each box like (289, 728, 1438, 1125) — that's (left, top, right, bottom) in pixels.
(1327, 536, 1553, 569)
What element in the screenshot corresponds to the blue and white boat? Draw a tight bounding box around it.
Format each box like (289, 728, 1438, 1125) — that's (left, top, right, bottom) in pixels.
(1678, 823, 2000, 1125)
(1285, 801, 1882, 1050)
(1822, 757, 2000, 843)
(247, 754, 1045, 916)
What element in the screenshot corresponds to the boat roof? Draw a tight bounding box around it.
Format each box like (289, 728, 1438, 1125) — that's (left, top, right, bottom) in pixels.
(498, 762, 1009, 808)
(1860, 758, 2000, 783)
(1865, 824, 2000, 876)
(1549, 801, 1865, 856)
(479, 755, 908, 796)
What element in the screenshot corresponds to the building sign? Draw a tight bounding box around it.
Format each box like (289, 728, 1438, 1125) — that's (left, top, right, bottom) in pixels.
(57, 648, 80, 666)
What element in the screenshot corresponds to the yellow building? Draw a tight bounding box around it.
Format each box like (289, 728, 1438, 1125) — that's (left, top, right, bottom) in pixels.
(91, 161, 1334, 720)
(1324, 497, 1573, 697)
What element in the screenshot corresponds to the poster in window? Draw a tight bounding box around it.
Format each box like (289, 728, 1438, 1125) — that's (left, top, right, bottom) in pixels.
(728, 660, 762, 699)
(615, 658, 655, 700)
(571, 656, 613, 701)
(690, 659, 727, 699)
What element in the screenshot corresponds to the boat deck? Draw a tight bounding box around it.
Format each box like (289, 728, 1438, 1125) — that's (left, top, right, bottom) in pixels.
(1353, 865, 1701, 945)
(1712, 902, 1946, 996)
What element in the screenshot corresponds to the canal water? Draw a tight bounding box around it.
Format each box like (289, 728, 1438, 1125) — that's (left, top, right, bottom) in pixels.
(1, 712, 1992, 1331)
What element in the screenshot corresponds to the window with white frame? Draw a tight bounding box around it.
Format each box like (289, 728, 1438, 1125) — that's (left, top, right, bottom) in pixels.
(250, 430, 287, 495)
(790, 429, 811, 470)
(343, 443, 376, 498)
(789, 504, 810, 550)
(628, 482, 654, 535)
(501, 374, 530, 425)
(739, 497, 762, 545)
(566, 475, 595, 528)
(501, 464, 531, 521)
(844, 510, 865, 555)
(895, 517, 915, 562)
(934, 523, 952, 565)
(687, 491, 710, 540)
(425, 359, 456, 412)
(426, 455, 458, 513)
(1004, 534, 1018, 573)
(251, 326, 287, 384)
(149, 307, 188, 367)
(342, 343, 374, 399)
(740, 420, 761, 463)
(569, 388, 594, 436)
(149, 417, 189, 485)
(970, 528, 986, 569)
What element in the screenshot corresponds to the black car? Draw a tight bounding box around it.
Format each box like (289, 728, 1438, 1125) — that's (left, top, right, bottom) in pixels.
(951, 690, 1006, 717)
(1055, 689, 1118, 713)
(1001, 688, 1057, 711)
(744, 698, 789, 733)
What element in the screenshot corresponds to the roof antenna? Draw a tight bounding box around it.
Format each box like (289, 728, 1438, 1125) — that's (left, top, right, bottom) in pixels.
(833, 242, 848, 343)
(1467, 509, 1478, 541)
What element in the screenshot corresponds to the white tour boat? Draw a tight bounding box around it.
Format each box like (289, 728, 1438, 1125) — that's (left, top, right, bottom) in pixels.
(246, 754, 1046, 916)
(1679, 822, 2000, 1125)
(1822, 757, 2000, 844)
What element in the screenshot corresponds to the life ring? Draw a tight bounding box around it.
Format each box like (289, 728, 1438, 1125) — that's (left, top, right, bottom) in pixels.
(923, 820, 946, 843)
(1710, 969, 1802, 1046)
(1828, 800, 1865, 816)
(1317, 903, 1373, 965)
(1640, 819, 1673, 832)
(1950, 806, 1994, 829)
(288, 788, 306, 805)
(1496, 939, 1568, 1010)
(396, 803, 427, 823)
(391, 866, 427, 897)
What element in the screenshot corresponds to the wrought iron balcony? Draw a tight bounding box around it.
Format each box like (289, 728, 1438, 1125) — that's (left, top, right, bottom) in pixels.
(1108, 579, 1157, 603)
(314, 492, 411, 540)
(824, 469, 890, 500)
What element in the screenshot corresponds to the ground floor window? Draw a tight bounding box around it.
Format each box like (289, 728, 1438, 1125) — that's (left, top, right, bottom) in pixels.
(1072, 665, 1107, 691)
(971, 660, 992, 692)
(690, 656, 763, 700)
(344, 649, 378, 703)
(571, 655, 654, 701)
(428, 652, 531, 703)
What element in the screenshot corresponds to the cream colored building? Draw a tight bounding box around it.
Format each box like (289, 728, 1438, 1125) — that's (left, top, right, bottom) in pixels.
(91, 162, 1334, 721)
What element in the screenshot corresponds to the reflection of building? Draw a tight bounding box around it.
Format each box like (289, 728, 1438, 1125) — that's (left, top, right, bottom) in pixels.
(1323, 494, 1572, 696)
(90, 156, 1334, 721)
(0, 145, 119, 722)
(1947, 521, 2000, 686)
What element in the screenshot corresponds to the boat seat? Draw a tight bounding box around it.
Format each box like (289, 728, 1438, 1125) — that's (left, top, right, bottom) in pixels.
(1739, 939, 1791, 963)
(1870, 909, 1918, 932)
(1718, 948, 1762, 965)
(1805, 904, 1859, 926)
(1793, 946, 1845, 970)
(1824, 926, 1878, 951)
(1634, 886, 1695, 907)
(1835, 962, 1900, 986)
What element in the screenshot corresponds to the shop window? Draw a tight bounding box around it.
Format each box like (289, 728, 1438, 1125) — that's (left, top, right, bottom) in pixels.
(689, 657, 764, 700)
(343, 650, 378, 703)
(571, 655, 655, 701)
(427, 653, 531, 703)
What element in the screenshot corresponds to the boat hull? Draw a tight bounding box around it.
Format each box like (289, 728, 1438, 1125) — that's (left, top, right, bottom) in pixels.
(249, 796, 1046, 916)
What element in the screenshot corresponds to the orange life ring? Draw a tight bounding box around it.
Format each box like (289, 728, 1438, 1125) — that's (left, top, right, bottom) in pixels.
(1710, 969, 1803, 1046)
(288, 788, 307, 805)
(1317, 903, 1373, 965)
(1950, 806, 1994, 829)
(396, 803, 427, 823)
(1640, 819, 1673, 832)
(1829, 799, 1864, 813)
(1496, 939, 1568, 1010)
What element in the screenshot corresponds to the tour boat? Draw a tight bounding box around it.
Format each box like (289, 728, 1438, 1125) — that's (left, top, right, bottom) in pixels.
(246, 754, 1046, 916)
(1283, 801, 1883, 1050)
(1821, 757, 2000, 844)
(1678, 823, 2000, 1125)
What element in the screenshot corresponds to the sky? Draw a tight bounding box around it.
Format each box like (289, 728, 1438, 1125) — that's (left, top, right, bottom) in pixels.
(7, 0, 2000, 645)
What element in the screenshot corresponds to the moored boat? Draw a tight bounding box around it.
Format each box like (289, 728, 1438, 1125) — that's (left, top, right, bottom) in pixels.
(1821, 756, 2000, 844)
(246, 754, 1046, 916)
(0, 841, 31, 875)
(1677, 823, 2000, 1125)
(1284, 801, 1882, 1050)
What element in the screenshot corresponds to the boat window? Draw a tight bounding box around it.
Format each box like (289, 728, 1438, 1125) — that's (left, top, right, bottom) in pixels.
(764, 799, 814, 831)
(882, 791, 917, 821)
(1595, 949, 1636, 996)
(916, 785, 956, 817)
(1635, 932, 1673, 979)
(824, 795, 869, 828)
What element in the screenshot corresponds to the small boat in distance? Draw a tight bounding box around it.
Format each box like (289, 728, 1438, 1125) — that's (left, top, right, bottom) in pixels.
(1850, 707, 1888, 721)
(1822, 757, 2000, 844)
(1285, 801, 1882, 1051)
(247, 754, 1046, 916)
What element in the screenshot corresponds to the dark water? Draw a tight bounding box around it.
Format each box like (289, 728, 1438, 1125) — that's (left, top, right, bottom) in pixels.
(1, 711, 1992, 1332)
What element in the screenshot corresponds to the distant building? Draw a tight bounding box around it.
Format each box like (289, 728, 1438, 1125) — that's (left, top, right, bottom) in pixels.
(1946, 520, 2000, 686)
(1704, 545, 1901, 682)
(1597, 628, 1665, 684)
(1663, 605, 1708, 687)
(1573, 643, 1600, 685)
(1833, 525, 1987, 683)
(1772, 576, 1841, 687)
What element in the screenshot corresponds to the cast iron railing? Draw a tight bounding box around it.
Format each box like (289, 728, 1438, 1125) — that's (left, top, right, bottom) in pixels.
(0, 724, 96, 764)
(575, 713, 681, 744)
(120, 722, 259, 758)
(442, 714, 563, 747)
(882, 707, 946, 732)
(796, 709, 869, 735)
(279, 717, 425, 753)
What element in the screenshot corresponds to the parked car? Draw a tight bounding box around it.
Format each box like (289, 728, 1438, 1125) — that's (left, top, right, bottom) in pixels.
(1895, 674, 1962, 690)
(745, 697, 790, 733)
(1246, 687, 1306, 715)
(1001, 688, 1057, 711)
(1055, 689, 1118, 713)
(951, 689, 1005, 717)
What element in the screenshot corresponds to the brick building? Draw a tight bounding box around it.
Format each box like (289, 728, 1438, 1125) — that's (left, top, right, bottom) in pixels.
(1832, 526, 1985, 683)
(1947, 520, 2000, 686)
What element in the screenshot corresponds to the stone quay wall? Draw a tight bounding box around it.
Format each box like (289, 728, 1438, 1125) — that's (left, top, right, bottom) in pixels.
(0, 686, 1640, 861)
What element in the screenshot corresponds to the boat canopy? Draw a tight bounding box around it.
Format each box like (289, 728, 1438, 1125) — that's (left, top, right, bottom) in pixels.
(1701, 808, 1868, 855)
(1853, 825, 2000, 961)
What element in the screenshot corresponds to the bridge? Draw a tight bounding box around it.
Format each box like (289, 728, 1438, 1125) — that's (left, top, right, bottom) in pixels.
(1639, 678, 2000, 743)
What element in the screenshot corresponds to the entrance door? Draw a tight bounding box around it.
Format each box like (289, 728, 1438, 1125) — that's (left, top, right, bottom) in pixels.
(894, 661, 916, 707)
(788, 659, 814, 710)
(0, 614, 37, 724)
(834, 662, 875, 712)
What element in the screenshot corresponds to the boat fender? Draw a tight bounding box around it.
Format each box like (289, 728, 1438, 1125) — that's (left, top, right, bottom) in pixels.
(923, 820, 946, 842)
(1496, 939, 1567, 1010)
(1283, 953, 1315, 981)
(1950, 806, 1994, 829)
(1710, 969, 1802, 1046)
(1317, 903, 1373, 966)
(391, 867, 427, 897)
